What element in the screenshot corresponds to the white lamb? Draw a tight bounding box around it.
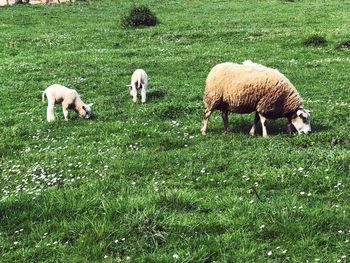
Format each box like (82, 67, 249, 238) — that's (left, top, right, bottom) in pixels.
(127, 69, 148, 103)
(42, 84, 93, 122)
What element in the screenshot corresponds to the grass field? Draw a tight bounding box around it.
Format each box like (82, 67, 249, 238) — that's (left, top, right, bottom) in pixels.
(0, 0, 350, 262)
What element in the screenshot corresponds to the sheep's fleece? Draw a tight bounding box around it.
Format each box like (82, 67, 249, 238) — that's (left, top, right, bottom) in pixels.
(42, 84, 93, 122)
(201, 61, 311, 136)
(127, 69, 148, 103)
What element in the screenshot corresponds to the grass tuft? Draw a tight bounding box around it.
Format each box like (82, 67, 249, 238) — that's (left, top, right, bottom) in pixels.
(121, 5, 158, 28)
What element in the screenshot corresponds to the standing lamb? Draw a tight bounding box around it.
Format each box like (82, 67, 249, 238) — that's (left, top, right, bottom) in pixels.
(127, 69, 148, 103)
(42, 84, 93, 122)
(200, 61, 311, 136)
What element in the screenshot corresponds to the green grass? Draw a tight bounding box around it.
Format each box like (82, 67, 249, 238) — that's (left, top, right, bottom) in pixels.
(0, 0, 350, 262)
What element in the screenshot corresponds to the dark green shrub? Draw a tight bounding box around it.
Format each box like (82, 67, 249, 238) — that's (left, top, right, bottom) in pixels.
(121, 5, 158, 28)
(303, 35, 327, 46)
(336, 39, 350, 51)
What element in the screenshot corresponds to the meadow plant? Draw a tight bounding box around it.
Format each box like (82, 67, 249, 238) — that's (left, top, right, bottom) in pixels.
(121, 5, 158, 28)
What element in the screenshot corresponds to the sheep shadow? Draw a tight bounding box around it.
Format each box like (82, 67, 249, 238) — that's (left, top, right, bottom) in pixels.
(211, 118, 328, 136)
(310, 122, 329, 133)
(231, 119, 284, 136)
(207, 117, 287, 136)
(147, 90, 167, 101)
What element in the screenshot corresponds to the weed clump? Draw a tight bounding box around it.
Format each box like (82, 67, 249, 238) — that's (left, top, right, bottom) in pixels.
(336, 39, 350, 51)
(303, 35, 327, 47)
(121, 5, 158, 28)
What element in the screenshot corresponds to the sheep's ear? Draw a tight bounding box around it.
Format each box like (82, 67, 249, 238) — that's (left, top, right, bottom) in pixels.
(88, 103, 94, 107)
(305, 109, 312, 113)
(126, 84, 132, 88)
(297, 109, 308, 118)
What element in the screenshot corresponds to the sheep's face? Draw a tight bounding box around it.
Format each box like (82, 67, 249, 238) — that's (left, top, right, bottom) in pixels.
(291, 108, 311, 134)
(127, 85, 133, 96)
(79, 104, 93, 119)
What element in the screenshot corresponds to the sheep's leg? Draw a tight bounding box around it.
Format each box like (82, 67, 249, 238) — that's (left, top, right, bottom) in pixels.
(46, 99, 55, 122)
(200, 109, 212, 135)
(221, 110, 231, 133)
(141, 85, 147, 103)
(62, 102, 69, 121)
(249, 112, 260, 136)
(132, 85, 137, 103)
(258, 113, 268, 137)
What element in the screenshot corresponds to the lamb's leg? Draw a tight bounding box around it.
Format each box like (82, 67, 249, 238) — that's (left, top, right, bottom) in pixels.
(258, 113, 268, 137)
(200, 109, 212, 135)
(132, 85, 137, 103)
(221, 110, 231, 133)
(62, 102, 69, 121)
(47, 99, 55, 122)
(249, 112, 260, 136)
(141, 85, 146, 103)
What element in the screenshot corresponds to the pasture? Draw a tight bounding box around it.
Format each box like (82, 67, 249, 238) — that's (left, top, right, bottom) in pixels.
(0, 0, 349, 261)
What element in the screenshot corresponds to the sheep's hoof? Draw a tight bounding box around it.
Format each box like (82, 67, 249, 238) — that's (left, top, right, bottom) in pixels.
(200, 129, 206, 135)
(249, 131, 255, 136)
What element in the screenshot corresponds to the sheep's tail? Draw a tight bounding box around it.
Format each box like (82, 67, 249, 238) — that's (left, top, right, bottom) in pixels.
(136, 74, 142, 89)
(42, 90, 46, 102)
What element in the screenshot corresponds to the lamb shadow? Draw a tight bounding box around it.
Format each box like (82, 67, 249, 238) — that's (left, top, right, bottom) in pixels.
(147, 90, 167, 101)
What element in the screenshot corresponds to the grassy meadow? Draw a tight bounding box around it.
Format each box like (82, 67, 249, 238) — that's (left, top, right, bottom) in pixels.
(0, 0, 350, 261)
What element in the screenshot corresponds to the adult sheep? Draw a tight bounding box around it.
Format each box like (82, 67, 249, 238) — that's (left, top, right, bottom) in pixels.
(200, 61, 311, 136)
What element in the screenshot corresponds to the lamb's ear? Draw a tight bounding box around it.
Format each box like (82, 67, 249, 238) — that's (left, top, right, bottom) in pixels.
(126, 84, 132, 88)
(305, 109, 312, 113)
(88, 103, 94, 107)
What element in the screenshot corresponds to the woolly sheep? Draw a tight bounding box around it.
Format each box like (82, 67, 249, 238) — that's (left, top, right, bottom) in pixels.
(200, 61, 311, 136)
(42, 84, 93, 122)
(127, 69, 148, 103)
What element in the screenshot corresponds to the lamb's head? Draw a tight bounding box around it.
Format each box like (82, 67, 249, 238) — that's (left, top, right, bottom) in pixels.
(77, 103, 93, 119)
(127, 85, 133, 96)
(290, 107, 311, 134)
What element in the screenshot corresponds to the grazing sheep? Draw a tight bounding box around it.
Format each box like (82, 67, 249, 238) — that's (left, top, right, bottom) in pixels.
(127, 69, 148, 103)
(42, 84, 93, 122)
(200, 61, 311, 136)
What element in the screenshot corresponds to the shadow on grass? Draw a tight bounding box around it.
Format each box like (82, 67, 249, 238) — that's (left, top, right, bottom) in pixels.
(206, 118, 287, 136)
(147, 90, 167, 101)
(156, 191, 213, 213)
(310, 122, 329, 133)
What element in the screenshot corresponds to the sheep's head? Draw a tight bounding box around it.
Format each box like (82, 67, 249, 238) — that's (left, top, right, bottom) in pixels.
(78, 103, 93, 119)
(290, 107, 311, 134)
(127, 84, 133, 96)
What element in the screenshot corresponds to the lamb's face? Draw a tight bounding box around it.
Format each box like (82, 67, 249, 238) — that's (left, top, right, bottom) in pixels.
(79, 104, 93, 119)
(128, 85, 133, 96)
(291, 108, 311, 134)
